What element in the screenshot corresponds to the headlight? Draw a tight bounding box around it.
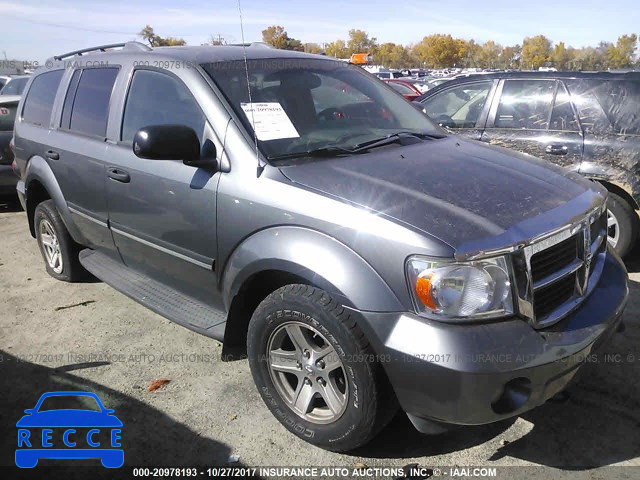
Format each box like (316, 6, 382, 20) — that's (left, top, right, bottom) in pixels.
(405, 256, 514, 321)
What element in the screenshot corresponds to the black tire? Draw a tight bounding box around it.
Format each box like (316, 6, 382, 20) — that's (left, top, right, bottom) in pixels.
(606, 192, 638, 258)
(34, 199, 87, 282)
(247, 284, 397, 452)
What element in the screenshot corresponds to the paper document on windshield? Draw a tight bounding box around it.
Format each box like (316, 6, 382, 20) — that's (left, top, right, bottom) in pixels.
(240, 102, 300, 141)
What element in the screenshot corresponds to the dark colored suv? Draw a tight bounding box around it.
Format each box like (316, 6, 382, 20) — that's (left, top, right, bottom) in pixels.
(417, 72, 640, 257)
(14, 43, 628, 451)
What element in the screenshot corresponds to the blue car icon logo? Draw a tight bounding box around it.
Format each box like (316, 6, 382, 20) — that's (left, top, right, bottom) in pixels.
(16, 391, 123, 468)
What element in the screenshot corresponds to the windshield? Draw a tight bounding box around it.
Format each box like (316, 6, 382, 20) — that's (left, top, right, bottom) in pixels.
(200, 58, 442, 161)
(0, 77, 29, 96)
(37, 395, 102, 412)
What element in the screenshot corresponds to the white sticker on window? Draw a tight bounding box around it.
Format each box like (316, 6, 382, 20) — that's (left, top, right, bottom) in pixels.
(240, 102, 299, 141)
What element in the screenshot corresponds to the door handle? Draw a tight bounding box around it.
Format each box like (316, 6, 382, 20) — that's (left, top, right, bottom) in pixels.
(545, 144, 569, 155)
(45, 150, 60, 160)
(107, 167, 130, 183)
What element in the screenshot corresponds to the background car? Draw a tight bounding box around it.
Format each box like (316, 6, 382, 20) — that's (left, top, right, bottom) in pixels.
(0, 75, 10, 89)
(0, 75, 30, 96)
(383, 79, 422, 101)
(374, 70, 404, 80)
(416, 71, 640, 257)
(0, 94, 20, 196)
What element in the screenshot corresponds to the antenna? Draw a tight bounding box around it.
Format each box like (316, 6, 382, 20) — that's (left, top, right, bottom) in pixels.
(237, 0, 264, 177)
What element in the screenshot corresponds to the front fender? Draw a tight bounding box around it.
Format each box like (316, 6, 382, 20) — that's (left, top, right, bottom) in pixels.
(221, 226, 405, 312)
(25, 156, 87, 244)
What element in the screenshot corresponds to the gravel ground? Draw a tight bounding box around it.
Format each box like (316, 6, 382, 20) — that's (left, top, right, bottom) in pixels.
(1, 195, 639, 479)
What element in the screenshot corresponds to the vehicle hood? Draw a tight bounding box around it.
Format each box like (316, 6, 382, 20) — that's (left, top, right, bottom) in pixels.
(16, 410, 123, 427)
(278, 136, 604, 254)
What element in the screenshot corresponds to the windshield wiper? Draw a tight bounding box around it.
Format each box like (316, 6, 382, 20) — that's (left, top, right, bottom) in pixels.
(267, 145, 362, 161)
(350, 131, 445, 152)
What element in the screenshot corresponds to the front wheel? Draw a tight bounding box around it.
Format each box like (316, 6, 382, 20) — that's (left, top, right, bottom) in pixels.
(606, 192, 638, 258)
(247, 284, 397, 451)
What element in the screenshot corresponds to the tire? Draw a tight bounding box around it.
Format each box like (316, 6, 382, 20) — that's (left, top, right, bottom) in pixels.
(606, 192, 638, 258)
(34, 199, 87, 282)
(247, 284, 397, 452)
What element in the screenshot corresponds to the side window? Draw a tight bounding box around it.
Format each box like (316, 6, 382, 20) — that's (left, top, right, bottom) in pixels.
(549, 82, 579, 131)
(494, 80, 555, 130)
(121, 70, 205, 143)
(565, 79, 612, 134)
(423, 81, 492, 128)
(64, 68, 119, 137)
(60, 70, 82, 130)
(22, 70, 64, 127)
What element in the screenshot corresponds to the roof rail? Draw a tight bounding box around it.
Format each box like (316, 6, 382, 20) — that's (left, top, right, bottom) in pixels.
(51, 41, 151, 61)
(227, 42, 274, 49)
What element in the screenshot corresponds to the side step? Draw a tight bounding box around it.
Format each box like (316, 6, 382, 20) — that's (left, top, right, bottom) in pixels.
(79, 249, 226, 341)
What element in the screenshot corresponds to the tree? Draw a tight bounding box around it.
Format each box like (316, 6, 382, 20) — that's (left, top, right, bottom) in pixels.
(325, 39, 348, 58)
(499, 45, 521, 69)
(139, 25, 186, 47)
(347, 29, 378, 54)
(521, 35, 552, 69)
(552, 42, 574, 70)
(607, 34, 638, 69)
(261, 25, 304, 51)
(572, 46, 606, 71)
(412, 34, 467, 68)
(304, 43, 323, 54)
(478, 40, 503, 69)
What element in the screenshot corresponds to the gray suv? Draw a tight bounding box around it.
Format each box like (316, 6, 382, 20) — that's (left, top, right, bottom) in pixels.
(14, 42, 628, 451)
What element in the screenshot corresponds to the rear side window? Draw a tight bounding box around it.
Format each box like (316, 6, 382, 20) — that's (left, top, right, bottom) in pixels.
(495, 80, 555, 130)
(0, 77, 29, 96)
(0, 102, 18, 131)
(549, 82, 580, 131)
(121, 70, 205, 143)
(589, 80, 640, 135)
(63, 68, 119, 137)
(22, 70, 64, 127)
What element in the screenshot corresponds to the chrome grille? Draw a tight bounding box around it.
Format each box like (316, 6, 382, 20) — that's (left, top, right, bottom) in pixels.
(514, 205, 607, 328)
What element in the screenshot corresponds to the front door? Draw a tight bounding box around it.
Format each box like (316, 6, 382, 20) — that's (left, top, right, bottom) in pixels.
(481, 79, 583, 169)
(105, 68, 223, 307)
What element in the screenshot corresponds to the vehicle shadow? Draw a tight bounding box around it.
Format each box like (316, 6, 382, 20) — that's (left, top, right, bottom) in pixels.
(0, 350, 259, 478)
(0, 194, 22, 213)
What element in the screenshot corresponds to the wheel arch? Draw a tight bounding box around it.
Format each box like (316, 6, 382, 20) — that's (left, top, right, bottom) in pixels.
(220, 227, 404, 360)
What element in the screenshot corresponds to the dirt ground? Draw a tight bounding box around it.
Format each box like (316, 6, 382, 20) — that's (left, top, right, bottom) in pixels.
(1, 195, 639, 479)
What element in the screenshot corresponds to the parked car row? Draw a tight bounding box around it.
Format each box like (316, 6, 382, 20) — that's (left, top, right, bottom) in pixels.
(13, 42, 628, 453)
(415, 71, 640, 257)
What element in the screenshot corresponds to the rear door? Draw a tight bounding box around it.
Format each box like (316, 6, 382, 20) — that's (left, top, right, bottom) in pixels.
(420, 79, 496, 140)
(45, 67, 120, 255)
(481, 79, 583, 169)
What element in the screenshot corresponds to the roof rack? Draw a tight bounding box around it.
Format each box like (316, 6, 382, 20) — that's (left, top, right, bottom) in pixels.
(51, 41, 151, 61)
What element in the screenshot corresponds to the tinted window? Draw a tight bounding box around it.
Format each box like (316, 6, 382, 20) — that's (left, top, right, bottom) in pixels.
(0, 77, 29, 95)
(22, 70, 64, 126)
(121, 70, 205, 143)
(495, 80, 554, 130)
(0, 101, 18, 131)
(67, 68, 118, 137)
(569, 79, 640, 135)
(423, 81, 492, 128)
(565, 79, 611, 134)
(549, 82, 579, 131)
(60, 70, 81, 129)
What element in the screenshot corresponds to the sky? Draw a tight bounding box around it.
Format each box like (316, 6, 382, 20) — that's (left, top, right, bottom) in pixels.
(1, 0, 639, 62)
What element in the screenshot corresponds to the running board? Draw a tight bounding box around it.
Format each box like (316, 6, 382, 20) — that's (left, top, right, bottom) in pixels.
(79, 249, 226, 341)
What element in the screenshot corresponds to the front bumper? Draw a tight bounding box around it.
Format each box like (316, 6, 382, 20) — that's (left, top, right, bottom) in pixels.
(358, 249, 628, 430)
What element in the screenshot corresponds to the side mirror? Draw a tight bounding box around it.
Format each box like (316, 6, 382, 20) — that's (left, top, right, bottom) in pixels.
(133, 125, 203, 164)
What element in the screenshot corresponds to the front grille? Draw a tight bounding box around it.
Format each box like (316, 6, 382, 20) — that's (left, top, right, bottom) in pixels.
(533, 273, 576, 319)
(515, 205, 607, 328)
(530, 236, 578, 283)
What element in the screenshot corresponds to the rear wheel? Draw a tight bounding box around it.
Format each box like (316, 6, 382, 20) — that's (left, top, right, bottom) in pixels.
(606, 192, 638, 258)
(247, 284, 397, 451)
(34, 200, 87, 282)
